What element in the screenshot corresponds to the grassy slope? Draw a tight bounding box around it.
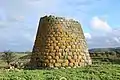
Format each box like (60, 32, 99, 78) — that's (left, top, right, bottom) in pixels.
(0, 52, 120, 80)
(0, 64, 120, 80)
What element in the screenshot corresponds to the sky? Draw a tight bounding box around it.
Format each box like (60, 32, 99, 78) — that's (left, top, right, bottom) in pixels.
(0, 0, 120, 52)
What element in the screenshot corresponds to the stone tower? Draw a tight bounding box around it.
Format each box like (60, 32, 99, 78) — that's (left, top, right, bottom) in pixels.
(30, 15, 92, 69)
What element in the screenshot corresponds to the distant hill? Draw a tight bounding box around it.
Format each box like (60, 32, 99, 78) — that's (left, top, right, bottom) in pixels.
(89, 47, 120, 53)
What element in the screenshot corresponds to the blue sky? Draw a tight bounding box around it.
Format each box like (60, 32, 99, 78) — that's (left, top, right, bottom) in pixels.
(0, 0, 120, 52)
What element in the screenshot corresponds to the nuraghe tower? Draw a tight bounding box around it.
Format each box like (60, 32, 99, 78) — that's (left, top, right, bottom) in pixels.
(30, 15, 92, 69)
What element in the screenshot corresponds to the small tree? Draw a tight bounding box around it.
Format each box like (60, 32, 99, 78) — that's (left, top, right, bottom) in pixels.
(2, 50, 16, 65)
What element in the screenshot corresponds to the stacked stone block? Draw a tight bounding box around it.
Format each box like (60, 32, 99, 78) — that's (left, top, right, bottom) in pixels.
(30, 15, 92, 69)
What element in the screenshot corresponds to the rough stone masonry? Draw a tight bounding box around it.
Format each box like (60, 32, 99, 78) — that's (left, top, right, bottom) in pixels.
(30, 15, 92, 69)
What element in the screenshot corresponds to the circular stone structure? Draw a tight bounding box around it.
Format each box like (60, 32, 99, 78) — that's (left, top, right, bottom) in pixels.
(30, 15, 92, 69)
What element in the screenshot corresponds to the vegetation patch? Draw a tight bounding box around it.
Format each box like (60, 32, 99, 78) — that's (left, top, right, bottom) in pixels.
(0, 63, 120, 80)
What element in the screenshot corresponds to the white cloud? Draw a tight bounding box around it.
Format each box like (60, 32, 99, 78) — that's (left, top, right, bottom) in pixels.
(14, 16, 24, 21)
(26, 0, 58, 12)
(113, 37, 120, 43)
(84, 33, 92, 39)
(87, 28, 120, 48)
(106, 39, 111, 44)
(27, 0, 57, 7)
(87, 16, 120, 48)
(90, 16, 112, 32)
(0, 15, 24, 29)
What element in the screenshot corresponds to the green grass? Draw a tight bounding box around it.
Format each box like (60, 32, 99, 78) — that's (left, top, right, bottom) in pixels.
(0, 63, 120, 80)
(0, 52, 120, 80)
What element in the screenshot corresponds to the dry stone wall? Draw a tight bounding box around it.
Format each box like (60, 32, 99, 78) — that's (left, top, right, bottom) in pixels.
(30, 15, 92, 69)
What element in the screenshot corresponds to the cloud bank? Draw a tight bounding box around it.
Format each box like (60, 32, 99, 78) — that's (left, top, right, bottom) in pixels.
(0, 0, 120, 51)
(85, 16, 120, 49)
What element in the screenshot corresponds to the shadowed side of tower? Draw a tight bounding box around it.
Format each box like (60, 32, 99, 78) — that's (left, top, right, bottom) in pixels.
(30, 15, 92, 69)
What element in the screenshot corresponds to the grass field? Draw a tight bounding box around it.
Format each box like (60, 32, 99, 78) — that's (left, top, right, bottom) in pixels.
(0, 63, 120, 80)
(0, 53, 120, 80)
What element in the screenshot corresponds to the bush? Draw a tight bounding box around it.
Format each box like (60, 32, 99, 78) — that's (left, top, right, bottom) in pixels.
(1, 50, 16, 65)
